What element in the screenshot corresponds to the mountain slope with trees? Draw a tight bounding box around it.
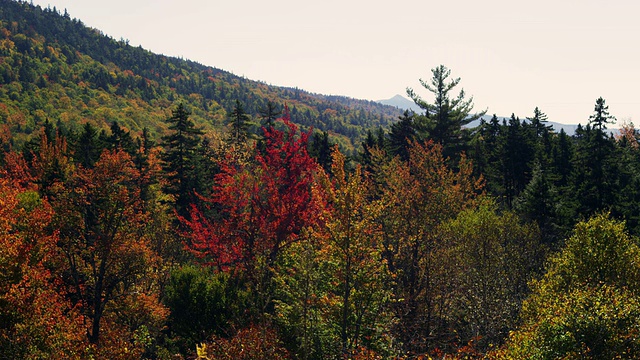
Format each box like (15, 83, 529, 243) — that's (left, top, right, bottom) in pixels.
(0, 0, 401, 150)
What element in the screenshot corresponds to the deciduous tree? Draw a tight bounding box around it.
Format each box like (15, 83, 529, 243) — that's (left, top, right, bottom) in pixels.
(54, 149, 167, 354)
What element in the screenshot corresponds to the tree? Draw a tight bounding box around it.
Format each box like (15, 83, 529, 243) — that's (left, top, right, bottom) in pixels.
(494, 214, 640, 359)
(186, 109, 325, 312)
(164, 265, 250, 354)
(308, 130, 333, 174)
(325, 147, 393, 357)
(439, 200, 542, 351)
(161, 103, 204, 218)
(106, 121, 136, 156)
(387, 110, 417, 161)
(54, 150, 167, 352)
(515, 162, 559, 244)
(258, 100, 281, 130)
(589, 97, 616, 132)
(407, 65, 485, 162)
(0, 178, 87, 359)
(571, 98, 617, 215)
(74, 122, 101, 168)
(228, 99, 252, 146)
(527, 107, 553, 171)
(373, 140, 483, 354)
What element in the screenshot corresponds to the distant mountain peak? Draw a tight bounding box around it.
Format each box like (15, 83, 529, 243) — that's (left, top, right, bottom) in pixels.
(376, 94, 422, 113)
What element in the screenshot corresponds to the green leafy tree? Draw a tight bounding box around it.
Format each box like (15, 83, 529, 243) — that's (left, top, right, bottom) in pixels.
(325, 148, 394, 357)
(440, 200, 542, 351)
(494, 214, 640, 359)
(164, 265, 250, 354)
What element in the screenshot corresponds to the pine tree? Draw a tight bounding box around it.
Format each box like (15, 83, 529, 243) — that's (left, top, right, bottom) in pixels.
(161, 103, 204, 218)
(309, 130, 333, 174)
(407, 65, 485, 162)
(571, 98, 617, 215)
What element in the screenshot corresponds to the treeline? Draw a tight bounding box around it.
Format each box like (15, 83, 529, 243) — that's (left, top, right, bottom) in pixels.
(374, 66, 640, 247)
(0, 0, 400, 150)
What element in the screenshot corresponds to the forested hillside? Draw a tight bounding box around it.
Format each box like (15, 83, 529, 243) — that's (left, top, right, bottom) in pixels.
(0, 0, 400, 149)
(3, 0, 640, 359)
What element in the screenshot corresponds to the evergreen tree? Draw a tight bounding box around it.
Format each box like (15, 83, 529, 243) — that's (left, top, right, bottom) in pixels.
(360, 129, 377, 172)
(407, 65, 485, 162)
(161, 103, 204, 218)
(516, 162, 558, 244)
(571, 98, 617, 215)
(74, 122, 101, 168)
(527, 107, 553, 171)
(107, 121, 136, 156)
(308, 130, 333, 174)
(589, 97, 616, 132)
(553, 128, 573, 188)
(387, 110, 417, 161)
(228, 100, 252, 145)
(258, 100, 281, 130)
(499, 114, 534, 208)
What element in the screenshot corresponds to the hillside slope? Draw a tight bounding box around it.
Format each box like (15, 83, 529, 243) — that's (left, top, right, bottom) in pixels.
(0, 0, 402, 149)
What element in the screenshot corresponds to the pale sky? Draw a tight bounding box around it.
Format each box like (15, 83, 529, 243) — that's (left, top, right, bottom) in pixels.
(30, 0, 640, 125)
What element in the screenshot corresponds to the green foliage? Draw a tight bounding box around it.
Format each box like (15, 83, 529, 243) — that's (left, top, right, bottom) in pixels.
(227, 100, 253, 145)
(273, 234, 339, 360)
(0, 0, 401, 150)
(164, 265, 250, 354)
(161, 103, 204, 218)
(439, 200, 543, 351)
(496, 214, 640, 359)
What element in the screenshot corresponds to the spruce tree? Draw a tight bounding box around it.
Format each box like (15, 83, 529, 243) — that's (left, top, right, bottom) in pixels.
(161, 103, 204, 218)
(387, 110, 417, 162)
(571, 98, 617, 216)
(75, 122, 101, 168)
(309, 130, 333, 174)
(258, 100, 281, 130)
(228, 100, 252, 146)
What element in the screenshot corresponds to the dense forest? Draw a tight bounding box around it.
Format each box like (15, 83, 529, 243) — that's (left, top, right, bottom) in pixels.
(3, 1, 640, 359)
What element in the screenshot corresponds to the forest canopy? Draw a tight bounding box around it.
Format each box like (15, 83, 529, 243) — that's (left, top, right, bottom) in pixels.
(2, 1, 640, 359)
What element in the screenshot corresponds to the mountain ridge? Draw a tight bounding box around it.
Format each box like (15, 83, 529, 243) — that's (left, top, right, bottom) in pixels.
(0, 0, 402, 150)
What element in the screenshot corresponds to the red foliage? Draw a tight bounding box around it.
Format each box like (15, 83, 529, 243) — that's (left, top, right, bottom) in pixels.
(186, 108, 325, 270)
(0, 178, 87, 358)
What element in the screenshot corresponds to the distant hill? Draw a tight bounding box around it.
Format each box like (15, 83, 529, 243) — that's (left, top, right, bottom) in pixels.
(377, 94, 422, 114)
(0, 0, 402, 150)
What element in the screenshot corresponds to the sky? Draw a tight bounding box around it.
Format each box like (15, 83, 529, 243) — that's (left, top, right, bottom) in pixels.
(30, 0, 640, 125)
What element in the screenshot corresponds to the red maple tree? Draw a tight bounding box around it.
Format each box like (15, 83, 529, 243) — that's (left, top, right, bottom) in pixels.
(186, 107, 325, 272)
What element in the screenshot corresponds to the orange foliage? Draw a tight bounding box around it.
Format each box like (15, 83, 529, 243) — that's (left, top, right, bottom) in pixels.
(0, 178, 87, 358)
(199, 323, 290, 360)
(53, 149, 167, 353)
